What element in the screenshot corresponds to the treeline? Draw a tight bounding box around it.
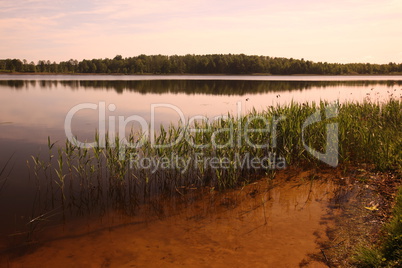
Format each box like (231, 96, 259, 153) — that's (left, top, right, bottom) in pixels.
(1, 54, 402, 75)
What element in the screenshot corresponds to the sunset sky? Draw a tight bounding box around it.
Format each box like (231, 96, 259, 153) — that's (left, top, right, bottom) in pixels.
(1, 0, 401, 64)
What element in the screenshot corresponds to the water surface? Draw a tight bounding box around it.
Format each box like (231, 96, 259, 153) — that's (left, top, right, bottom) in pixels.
(0, 75, 401, 251)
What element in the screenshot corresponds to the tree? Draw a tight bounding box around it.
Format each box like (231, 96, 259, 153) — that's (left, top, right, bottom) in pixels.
(1, 54, 401, 74)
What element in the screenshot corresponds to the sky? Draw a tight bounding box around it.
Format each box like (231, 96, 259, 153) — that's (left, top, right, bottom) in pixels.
(1, 0, 402, 64)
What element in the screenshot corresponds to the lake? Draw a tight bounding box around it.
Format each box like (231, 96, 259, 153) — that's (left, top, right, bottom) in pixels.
(0, 75, 401, 264)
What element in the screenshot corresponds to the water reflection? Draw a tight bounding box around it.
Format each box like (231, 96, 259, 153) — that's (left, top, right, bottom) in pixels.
(1, 78, 401, 146)
(2, 79, 402, 95)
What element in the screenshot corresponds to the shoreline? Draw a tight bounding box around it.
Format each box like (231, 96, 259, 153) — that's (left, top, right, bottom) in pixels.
(2, 164, 400, 267)
(2, 71, 402, 76)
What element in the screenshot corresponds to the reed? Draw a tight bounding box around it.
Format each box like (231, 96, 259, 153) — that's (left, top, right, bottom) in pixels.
(29, 99, 401, 219)
(0, 154, 14, 194)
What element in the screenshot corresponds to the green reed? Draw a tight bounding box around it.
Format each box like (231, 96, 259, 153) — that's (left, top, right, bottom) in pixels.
(29, 99, 401, 216)
(338, 100, 402, 171)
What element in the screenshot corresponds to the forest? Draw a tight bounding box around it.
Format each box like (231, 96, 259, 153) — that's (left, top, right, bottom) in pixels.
(1, 54, 402, 75)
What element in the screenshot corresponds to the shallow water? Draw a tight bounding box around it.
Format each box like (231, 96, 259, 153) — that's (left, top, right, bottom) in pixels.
(0, 75, 401, 265)
(3, 169, 337, 267)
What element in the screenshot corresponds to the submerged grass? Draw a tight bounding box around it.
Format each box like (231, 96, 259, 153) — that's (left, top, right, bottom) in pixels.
(353, 186, 402, 267)
(0, 154, 14, 194)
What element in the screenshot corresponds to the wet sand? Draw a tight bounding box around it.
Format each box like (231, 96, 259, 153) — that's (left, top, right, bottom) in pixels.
(5, 169, 336, 267)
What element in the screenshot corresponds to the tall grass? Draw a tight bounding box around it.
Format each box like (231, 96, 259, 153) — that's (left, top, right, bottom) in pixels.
(338, 100, 402, 171)
(30, 100, 401, 217)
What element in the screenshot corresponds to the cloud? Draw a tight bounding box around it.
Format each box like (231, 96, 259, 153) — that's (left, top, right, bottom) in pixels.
(1, 0, 402, 63)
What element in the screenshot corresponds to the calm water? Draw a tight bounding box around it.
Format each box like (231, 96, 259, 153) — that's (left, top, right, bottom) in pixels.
(1, 75, 402, 242)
